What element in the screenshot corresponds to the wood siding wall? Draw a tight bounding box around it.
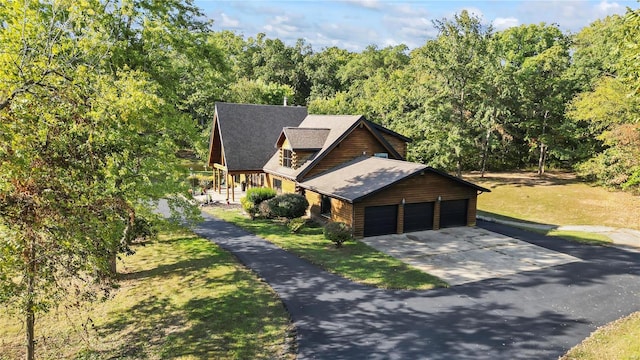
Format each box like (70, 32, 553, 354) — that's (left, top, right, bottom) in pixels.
(304, 126, 389, 179)
(306, 190, 353, 227)
(265, 174, 296, 194)
(352, 172, 478, 238)
(380, 133, 408, 159)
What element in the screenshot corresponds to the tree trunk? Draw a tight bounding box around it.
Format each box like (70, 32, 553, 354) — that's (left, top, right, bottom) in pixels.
(481, 127, 492, 178)
(538, 143, 547, 176)
(26, 234, 36, 360)
(456, 156, 462, 178)
(537, 111, 549, 177)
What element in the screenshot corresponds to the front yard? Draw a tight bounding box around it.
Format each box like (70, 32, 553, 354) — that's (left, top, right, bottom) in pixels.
(205, 206, 447, 290)
(0, 226, 293, 360)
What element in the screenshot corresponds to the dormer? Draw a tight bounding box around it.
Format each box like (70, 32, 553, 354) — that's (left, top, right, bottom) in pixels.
(275, 127, 330, 170)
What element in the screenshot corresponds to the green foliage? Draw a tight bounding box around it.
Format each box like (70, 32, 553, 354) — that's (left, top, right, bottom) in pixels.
(323, 222, 353, 248)
(287, 217, 307, 233)
(258, 201, 274, 219)
(0, 1, 205, 358)
(245, 187, 277, 205)
(241, 188, 277, 219)
(267, 193, 309, 219)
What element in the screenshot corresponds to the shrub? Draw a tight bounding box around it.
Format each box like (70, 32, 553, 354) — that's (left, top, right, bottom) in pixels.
(241, 188, 276, 219)
(246, 187, 277, 205)
(287, 217, 307, 233)
(267, 193, 309, 219)
(323, 222, 352, 248)
(258, 201, 274, 219)
(240, 197, 258, 219)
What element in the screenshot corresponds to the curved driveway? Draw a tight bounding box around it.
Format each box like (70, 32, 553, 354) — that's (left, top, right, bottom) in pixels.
(193, 212, 640, 360)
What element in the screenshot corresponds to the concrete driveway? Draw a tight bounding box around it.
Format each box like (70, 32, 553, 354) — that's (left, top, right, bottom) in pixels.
(361, 228, 580, 285)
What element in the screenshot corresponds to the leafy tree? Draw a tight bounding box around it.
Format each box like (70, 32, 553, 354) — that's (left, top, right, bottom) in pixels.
(497, 24, 573, 175)
(567, 7, 640, 191)
(410, 11, 492, 176)
(0, 1, 201, 359)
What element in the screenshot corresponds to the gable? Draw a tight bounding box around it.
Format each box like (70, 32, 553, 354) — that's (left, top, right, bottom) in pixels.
(208, 102, 307, 172)
(303, 125, 394, 179)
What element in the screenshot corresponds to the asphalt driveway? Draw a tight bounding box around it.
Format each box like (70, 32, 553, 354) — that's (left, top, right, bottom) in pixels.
(361, 228, 580, 285)
(192, 211, 640, 360)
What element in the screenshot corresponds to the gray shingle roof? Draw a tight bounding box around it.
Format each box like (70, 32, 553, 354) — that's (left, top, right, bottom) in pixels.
(299, 157, 427, 202)
(281, 127, 330, 150)
(213, 102, 307, 172)
(299, 156, 491, 202)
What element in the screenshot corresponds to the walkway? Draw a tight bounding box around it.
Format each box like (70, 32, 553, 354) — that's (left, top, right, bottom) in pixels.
(191, 210, 640, 360)
(477, 215, 640, 250)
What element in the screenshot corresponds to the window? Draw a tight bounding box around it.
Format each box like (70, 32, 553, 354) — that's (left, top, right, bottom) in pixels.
(282, 149, 293, 168)
(321, 195, 332, 216)
(273, 179, 282, 193)
(374, 152, 389, 158)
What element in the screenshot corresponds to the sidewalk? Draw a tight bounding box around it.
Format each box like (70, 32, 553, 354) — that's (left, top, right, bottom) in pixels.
(193, 186, 244, 205)
(477, 215, 640, 251)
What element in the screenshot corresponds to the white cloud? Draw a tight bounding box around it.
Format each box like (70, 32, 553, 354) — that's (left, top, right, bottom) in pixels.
(493, 17, 519, 31)
(596, 0, 623, 15)
(342, 0, 381, 10)
(219, 13, 240, 28)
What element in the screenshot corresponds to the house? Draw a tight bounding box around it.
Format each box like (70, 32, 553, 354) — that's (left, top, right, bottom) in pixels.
(262, 114, 490, 238)
(207, 102, 308, 201)
(208, 102, 490, 238)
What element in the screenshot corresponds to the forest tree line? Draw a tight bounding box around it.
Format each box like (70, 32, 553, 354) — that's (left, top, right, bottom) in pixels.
(204, 10, 640, 193)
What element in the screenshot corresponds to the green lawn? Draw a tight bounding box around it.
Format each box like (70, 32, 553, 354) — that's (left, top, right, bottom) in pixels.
(561, 311, 640, 360)
(0, 227, 292, 360)
(469, 171, 640, 230)
(205, 207, 448, 290)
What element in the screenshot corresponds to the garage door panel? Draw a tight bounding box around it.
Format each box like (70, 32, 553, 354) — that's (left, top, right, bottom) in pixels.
(364, 205, 397, 237)
(440, 199, 468, 228)
(404, 202, 434, 232)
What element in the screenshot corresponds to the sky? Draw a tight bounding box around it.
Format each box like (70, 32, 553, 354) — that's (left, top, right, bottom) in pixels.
(194, 0, 638, 51)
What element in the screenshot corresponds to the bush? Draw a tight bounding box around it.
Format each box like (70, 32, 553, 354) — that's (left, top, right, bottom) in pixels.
(258, 201, 274, 219)
(267, 193, 309, 219)
(246, 187, 277, 205)
(241, 188, 277, 219)
(287, 217, 307, 233)
(240, 197, 258, 219)
(323, 222, 352, 248)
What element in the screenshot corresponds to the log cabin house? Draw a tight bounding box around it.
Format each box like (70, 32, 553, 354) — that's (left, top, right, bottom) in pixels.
(208, 102, 490, 238)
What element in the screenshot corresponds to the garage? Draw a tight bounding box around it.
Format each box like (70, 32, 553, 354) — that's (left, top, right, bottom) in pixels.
(403, 202, 435, 232)
(364, 205, 398, 237)
(440, 199, 469, 228)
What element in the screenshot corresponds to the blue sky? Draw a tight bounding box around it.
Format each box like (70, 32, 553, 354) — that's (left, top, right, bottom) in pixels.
(194, 0, 637, 51)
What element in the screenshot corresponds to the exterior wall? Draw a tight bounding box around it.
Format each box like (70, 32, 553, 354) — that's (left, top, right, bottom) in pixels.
(304, 126, 389, 179)
(305, 190, 353, 228)
(380, 133, 408, 159)
(352, 172, 478, 238)
(265, 173, 296, 194)
(293, 150, 315, 169)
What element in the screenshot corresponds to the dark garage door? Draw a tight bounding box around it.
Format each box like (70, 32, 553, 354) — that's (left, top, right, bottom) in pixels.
(440, 199, 468, 228)
(403, 202, 435, 232)
(364, 205, 398, 237)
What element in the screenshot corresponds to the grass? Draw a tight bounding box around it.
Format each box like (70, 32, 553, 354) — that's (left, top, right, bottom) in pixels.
(562, 311, 640, 360)
(205, 207, 448, 290)
(469, 171, 640, 230)
(0, 226, 293, 360)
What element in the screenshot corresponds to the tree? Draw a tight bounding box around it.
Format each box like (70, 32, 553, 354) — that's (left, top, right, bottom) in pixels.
(566, 8, 640, 191)
(0, 1, 201, 359)
(496, 24, 573, 175)
(411, 11, 492, 176)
